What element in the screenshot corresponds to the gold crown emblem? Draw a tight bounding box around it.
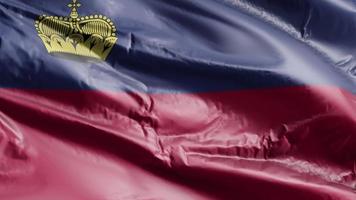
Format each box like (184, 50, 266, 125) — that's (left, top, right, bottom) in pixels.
(35, 0, 117, 60)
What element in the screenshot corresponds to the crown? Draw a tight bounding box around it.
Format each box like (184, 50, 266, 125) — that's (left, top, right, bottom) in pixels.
(35, 0, 117, 60)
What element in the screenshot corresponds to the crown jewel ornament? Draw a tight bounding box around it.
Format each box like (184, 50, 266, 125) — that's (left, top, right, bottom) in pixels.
(35, 0, 118, 60)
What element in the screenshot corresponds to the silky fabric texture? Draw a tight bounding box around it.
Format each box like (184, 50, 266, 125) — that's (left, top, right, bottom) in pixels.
(0, 0, 355, 200)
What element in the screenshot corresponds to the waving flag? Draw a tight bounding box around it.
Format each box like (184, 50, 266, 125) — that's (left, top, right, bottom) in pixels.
(0, 0, 355, 199)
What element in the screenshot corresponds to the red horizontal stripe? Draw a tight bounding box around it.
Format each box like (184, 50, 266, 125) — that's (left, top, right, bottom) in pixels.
(0, 86, 355, 200)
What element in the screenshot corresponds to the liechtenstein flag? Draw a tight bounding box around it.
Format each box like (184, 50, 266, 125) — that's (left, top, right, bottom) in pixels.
(0, 0, 355, 199)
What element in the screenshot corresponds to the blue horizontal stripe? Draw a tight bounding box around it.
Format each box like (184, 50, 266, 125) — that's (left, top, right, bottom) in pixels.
(0, 0, 354, 93)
